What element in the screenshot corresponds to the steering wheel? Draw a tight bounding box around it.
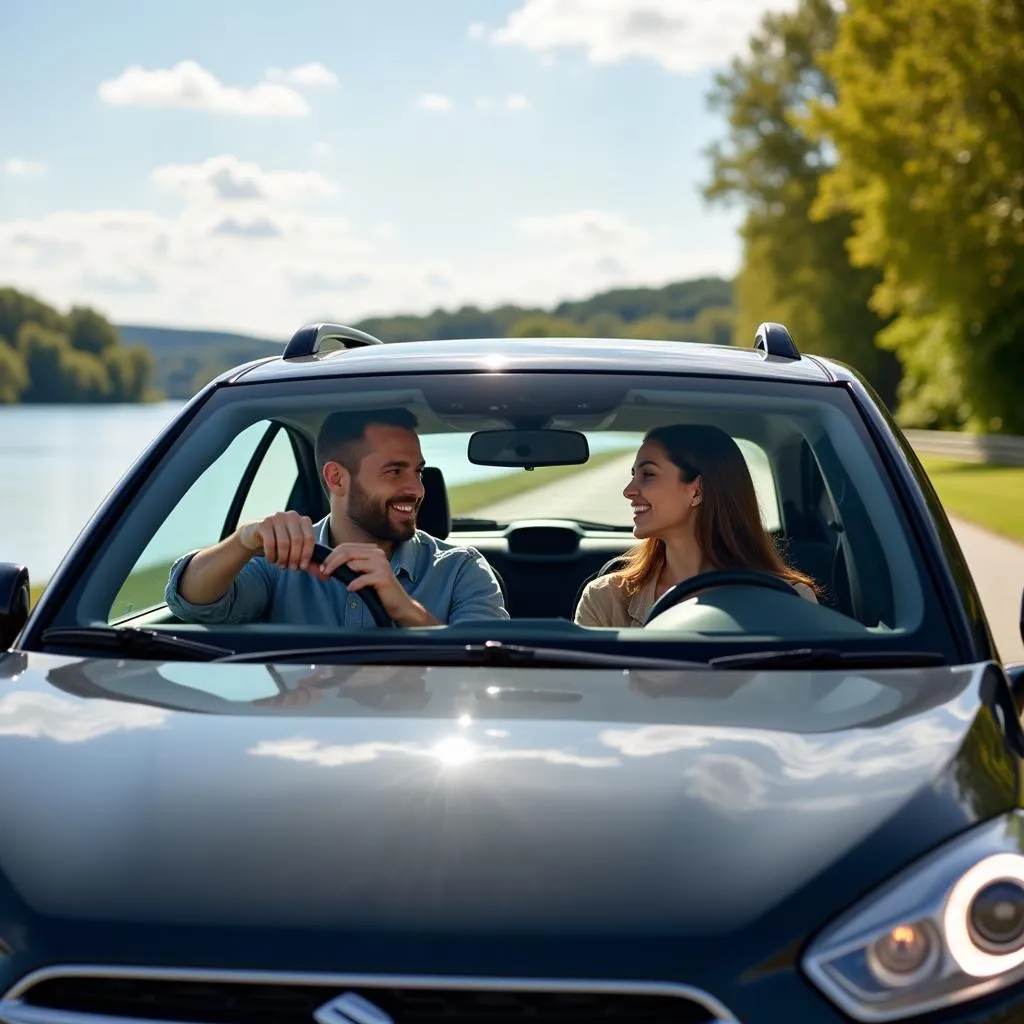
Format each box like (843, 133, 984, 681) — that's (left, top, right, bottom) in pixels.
(308, 543, 396, 628)
(644, 569, 801, 626)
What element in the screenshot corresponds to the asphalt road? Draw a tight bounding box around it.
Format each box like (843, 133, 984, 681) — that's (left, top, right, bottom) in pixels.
(475, 455, 1024, 663)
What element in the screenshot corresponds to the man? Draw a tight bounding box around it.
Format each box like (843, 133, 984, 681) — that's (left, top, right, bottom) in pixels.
(164, 407, 508, 626)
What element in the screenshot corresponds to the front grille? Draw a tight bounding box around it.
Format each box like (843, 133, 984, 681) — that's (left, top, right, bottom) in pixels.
(16, 975, 718, 1023)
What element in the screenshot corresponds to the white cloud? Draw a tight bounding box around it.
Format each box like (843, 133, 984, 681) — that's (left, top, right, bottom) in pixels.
(476, 94, 530, 112)
(151, 155, 335, 205)
(98, 60, 310, 117)
(517, 209, 648, 247)
(0, 691, 167, 742)
(4, 159, 47, 176)
(416, 93, 453, 112)
(468, 21, 487, 39)
(491, 0, 800, 74)
(0, 171, 738, 338)
(266, 62, 339, 89)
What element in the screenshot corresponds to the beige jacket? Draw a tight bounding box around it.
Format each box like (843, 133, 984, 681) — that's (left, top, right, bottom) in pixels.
(574, 572, 817, 628)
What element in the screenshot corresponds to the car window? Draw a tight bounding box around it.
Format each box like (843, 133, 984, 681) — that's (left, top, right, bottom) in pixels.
(235, 427, 302, 529)
(107, 421, 299, 622)
(422, 432, 781, 532)
(71, 369, 951, 657)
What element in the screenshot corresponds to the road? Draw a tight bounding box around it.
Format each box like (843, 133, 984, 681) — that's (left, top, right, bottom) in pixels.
(474, 455, 1024, 662)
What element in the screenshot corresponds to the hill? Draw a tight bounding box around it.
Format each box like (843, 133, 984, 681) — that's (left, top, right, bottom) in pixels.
(117, 276, 735, 399)
(117, 324, 280, 400)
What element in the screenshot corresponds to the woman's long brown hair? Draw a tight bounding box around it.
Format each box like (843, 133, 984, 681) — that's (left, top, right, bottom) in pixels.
(617, 423, 818, 597)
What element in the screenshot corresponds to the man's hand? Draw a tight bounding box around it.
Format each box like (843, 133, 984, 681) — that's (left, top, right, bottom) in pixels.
(318, 543, 439, 626)
(236, 511, 317, 573)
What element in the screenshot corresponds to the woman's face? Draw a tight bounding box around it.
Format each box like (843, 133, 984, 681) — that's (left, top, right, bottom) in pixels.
(623, 439, 701, 539)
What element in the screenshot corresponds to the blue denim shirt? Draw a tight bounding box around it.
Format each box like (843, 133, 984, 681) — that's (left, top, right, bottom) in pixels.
(164, 517, 508, 627)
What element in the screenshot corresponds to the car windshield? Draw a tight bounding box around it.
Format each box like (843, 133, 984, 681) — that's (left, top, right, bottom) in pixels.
(39, 367, 956, 663)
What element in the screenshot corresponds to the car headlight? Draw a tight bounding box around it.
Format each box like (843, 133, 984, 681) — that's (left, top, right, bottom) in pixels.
(803, 812, 1024, 1021)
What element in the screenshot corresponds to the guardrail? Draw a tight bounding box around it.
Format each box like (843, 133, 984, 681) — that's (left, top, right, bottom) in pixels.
(905, 429, 1024, 466)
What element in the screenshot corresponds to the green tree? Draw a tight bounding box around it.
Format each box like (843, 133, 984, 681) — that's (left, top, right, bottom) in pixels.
(0, 339, 27, 403)
(17, 323, 110, 403)
(103, 344, 155, 401)
(68, 305, 119, 356)
(623, 315, 698, 342)
(0, 287, 66, 346)
(581, 312, 626, 338)
(810, 0, 1024, 432)
(703, 0, 899, 406)
(508, 315, 582, 338)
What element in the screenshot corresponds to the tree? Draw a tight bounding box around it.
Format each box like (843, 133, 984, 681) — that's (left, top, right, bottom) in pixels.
(0, 340, 27, 403)
(0, 287, 65, 345)
(68, 305, 119, 356)
(703, 0, 900, 406)
(16, 323, 110, 403)
(508, 315, 582, 338)
(101, 344, 155, 402)
(811, 0, 1024, 431)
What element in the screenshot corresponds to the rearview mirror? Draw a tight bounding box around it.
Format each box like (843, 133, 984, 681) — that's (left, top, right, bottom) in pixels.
(467, 429, 590, 469)
(0, 564, 30, 650)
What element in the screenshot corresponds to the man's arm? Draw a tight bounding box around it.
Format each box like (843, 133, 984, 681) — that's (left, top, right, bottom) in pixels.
(165, 510, 316, 624)
(447, 549, 510, 624)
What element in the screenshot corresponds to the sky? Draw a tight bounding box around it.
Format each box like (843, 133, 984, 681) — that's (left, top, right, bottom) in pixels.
(0, 0, 796, 337)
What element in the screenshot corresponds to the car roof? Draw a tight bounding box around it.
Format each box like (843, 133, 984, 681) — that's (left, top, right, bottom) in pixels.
(229, 335, 844, 387)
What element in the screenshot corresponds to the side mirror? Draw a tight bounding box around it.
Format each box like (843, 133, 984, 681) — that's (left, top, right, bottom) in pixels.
(0, 564, 30, 650)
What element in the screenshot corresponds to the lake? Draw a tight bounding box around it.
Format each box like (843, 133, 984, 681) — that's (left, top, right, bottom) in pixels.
(0, 404, 639, 581)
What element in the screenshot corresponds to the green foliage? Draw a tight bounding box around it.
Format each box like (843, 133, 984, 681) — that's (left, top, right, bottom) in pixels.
(553, 279, 733, 324)
(508, 315, 582, 338)
(810, 0, 1024, 431)
(0, 289, 156, 404)
(68, 305, 119, 355)
(0, 339, 27, 403)
(704, 0, 900, 406)
(354, 279, 734, 345)
(116, 279, 738, 399)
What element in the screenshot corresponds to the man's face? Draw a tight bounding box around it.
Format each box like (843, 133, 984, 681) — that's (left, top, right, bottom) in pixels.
(345, 425, 426, 543)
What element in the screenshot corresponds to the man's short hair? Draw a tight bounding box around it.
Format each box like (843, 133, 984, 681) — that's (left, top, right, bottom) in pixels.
(315, 407, 419, 480)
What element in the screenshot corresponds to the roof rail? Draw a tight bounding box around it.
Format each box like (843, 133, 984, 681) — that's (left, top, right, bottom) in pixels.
(282, 322, 384, 360)
(754, 321, 800, 361)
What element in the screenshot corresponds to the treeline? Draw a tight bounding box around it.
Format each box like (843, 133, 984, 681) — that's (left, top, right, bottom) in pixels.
(0, 288, 156, 404)
(355, 277, 734, 345)
(121, 277, 736, 399)
(704, 0, 1024, 432)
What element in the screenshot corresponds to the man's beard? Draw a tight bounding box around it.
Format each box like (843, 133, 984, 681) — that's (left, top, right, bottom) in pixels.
(347, 479, 419, 543)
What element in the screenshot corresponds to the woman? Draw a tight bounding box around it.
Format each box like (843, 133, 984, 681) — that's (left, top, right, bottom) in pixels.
(574, 423, 819, 628)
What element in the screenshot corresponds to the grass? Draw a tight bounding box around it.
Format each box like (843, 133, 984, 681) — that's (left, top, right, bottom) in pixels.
(918, 456, 1024, 544)
(447, 448, 633, 515)
(31, 560, 174, 615)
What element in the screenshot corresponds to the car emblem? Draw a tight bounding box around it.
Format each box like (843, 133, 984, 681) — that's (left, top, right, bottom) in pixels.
(313, 992, 395, 1024)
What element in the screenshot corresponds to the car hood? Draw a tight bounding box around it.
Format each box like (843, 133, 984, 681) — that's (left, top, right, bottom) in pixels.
(0, 651, 1015, 977)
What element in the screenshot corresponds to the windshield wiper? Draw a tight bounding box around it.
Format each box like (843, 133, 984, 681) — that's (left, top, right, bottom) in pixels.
(41, 626, 232, 661)
(214, 641, 707, 670)
(707, 648, 947, 670)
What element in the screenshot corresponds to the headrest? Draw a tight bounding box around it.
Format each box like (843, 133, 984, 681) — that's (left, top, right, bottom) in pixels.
(418, 466, 451, 540)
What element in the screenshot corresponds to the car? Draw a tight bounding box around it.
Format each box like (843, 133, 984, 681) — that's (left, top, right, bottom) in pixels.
(0, 320, 1023, 1024)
